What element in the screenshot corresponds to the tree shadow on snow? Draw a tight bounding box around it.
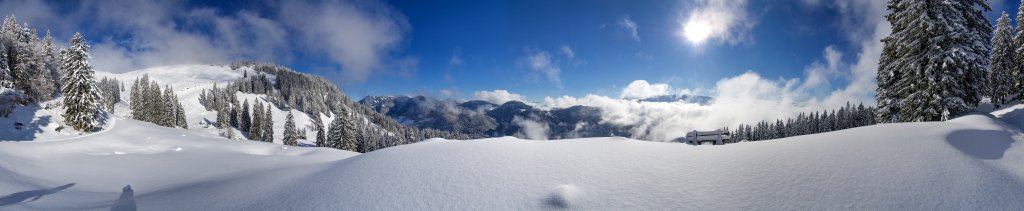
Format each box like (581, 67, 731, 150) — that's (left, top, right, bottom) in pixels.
(946, 130, 1013, 160)
(0, 183, 75, 206)
(996, 106, 1024, 130)
(109, 185, 136, 211)
(0, 106, 52, 141)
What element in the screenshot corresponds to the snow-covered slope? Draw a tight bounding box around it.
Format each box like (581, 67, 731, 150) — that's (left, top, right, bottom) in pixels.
(3, 104, 1024, 209)
(96, 64, 319, 145)
(0, 117, 355, 210)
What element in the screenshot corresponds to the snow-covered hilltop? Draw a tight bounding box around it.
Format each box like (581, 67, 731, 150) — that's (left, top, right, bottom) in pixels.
(3, 103, 1024, 209)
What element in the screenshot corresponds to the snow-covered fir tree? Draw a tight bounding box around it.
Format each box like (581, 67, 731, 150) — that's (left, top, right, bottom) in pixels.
(338, 107, 357, 151)
(262, 105, 273, 142)
(42, 30, 60, 96)
(251, 101, 264, 140)
(283, 111, 298, 146)
(1014, 1, 1024, 96)
(315, 115, 326, 147)
(60, 32, 102, 131)
(174, 95, 187, 129)
(240, 99, 250, 133)
(327, 113, 344, 149)
(990, 12, 1015, 106)
(216, 98, 230, 129)
(733, 102, 876, 142)
(877, 0, 992, 122)
(230, 97, 239, 128)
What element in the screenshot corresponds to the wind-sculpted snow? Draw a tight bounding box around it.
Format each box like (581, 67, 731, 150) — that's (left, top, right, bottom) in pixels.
(3, 107, 1024, 209)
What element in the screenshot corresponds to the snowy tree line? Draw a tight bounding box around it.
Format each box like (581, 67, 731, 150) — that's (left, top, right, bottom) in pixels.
(194, 61, 470, 152)
(876, 0, 993, 122)
(0, 15, 61, 104)
(97, 77, 122, 112)
(987, 6, 1024, 109)
(0, 15, 103, 131)
(732, 102, 876, 142)
(130, 75, 186, 129)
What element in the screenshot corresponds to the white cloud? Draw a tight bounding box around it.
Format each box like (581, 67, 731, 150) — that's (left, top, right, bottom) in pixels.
(678, 0, 754, 45)
(439, 88, 456, 97)
(620, 80, 672, 99)
(532, 0, 889, 142)
(542, 72, 816, 142)
(618, 15, 640, 42)
(513, 116, 550, 140)
(518, 49, 562, 86)
(559, 45, 575, 59)
(0, 0, 410, 81)
(279, 0, 410, 83)
(817, 0, 888, 108)
(473, 90, 528, 105)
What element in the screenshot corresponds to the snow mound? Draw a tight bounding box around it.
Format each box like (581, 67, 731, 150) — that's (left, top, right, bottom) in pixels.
(3, 96, 1024, 209)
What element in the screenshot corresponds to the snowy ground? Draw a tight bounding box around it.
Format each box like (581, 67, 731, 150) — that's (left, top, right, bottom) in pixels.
(1, 105, 1023, 209)
(3, 64, 1024, 209)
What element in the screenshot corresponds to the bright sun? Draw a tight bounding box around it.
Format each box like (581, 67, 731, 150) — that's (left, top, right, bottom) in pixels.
(683, 19, 712, 45)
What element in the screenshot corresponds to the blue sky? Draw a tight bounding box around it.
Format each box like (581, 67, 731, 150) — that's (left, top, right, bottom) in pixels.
(0, 0, 1016, 103)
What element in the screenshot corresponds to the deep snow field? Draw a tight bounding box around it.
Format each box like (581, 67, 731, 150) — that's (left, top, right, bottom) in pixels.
(2, 65, 1024, 210)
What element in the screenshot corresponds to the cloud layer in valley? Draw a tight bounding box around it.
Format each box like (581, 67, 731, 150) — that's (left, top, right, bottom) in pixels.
(476, 0, 888, 141)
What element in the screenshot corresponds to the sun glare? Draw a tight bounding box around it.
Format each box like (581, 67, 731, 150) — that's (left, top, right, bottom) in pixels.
(683, 19, 712, 45)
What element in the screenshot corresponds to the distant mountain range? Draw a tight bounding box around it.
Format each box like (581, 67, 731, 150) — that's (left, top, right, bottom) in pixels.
(359, 94, 714, 140)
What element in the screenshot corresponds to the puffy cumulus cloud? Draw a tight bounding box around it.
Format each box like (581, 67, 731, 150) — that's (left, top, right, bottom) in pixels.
(619, 80, 673, 99)
(473, 90, 528, 105)
(543, 72, 820, 142)
(678, 0, 754, 46)
(805, 0, 888, 108)
(279, 0, 410, 83)
(0, 0, 410, 81)
(618, 15, 640, 42)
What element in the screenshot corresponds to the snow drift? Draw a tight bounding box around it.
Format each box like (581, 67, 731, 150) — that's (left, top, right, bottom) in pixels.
(3, 104, 1024, 209)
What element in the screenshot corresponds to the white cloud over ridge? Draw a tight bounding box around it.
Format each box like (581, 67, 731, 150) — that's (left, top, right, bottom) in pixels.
(473, 90, 528, 105)
(0, 0, 410, 83)
(538, 0, 888, 142)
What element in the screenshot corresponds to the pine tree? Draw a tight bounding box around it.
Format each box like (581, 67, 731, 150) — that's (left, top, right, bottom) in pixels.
(161, 85, 176, 127)
(251, 101, 264, 140)
(283, 111, 298, 146)
(216, 99, 230, 129)
(240, 100, 251, 133)
(263, 105, 274, 142)
(22, 26, 54, 102)
(315, 115, 327, 147)
(175, 98, 187, 128)
(147, 82, 161, 123)
(60, 33, 102, 131)
(327, 113, 343, 149)
(230, 97, 240, 128)
(990, 12, 1015, 106)
(42, 30, 60, 97)
(339, 107, 357, 151)
(1015, 1, 1024, 97)
(934, 0, 992, 120)
(878, 0, 992, 122)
